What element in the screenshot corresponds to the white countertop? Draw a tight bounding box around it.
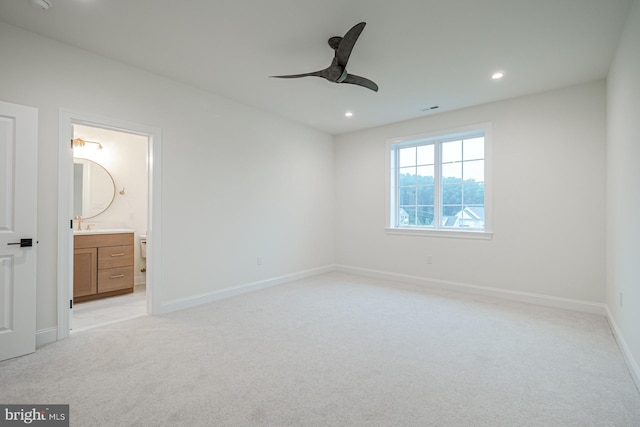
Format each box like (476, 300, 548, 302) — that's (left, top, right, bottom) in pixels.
(73, 229, 135, 235)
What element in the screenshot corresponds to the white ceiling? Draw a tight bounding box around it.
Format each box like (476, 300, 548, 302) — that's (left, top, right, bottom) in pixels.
(0, 0, 632, 134)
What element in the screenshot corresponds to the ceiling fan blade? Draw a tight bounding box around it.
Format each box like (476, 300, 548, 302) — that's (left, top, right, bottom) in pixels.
(336, 22, 366, 68)
(271, 22, 377, 92)
(342, 73, 379, 92)
(270, 70, 325, 79)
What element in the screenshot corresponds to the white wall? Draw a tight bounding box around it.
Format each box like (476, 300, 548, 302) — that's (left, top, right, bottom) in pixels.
(335, 81, 606, 303)
(606, 0, 640, 383)
(0, 22, 334, 332)
(73, 125, 148, 285)
(0, 18, 619, 350)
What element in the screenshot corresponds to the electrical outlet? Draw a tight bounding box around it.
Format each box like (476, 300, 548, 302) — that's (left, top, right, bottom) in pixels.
(426, 256, 433, 265)
(257, 256, 263, 266)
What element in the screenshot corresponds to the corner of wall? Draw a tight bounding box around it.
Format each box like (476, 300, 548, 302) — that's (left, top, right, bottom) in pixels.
(605, 0, 640, 395)
(36, 327, 58, 348)
(605, 305, 640, 392)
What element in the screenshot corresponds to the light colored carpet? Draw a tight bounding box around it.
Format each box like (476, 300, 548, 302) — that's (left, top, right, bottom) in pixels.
(1, 272, 639, 426)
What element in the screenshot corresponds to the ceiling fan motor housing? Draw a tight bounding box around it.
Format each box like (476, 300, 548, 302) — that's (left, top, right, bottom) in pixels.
(30, 0, 52, 10)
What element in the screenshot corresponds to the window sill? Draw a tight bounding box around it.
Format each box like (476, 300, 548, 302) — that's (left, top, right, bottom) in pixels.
(385, 227, 493, 240)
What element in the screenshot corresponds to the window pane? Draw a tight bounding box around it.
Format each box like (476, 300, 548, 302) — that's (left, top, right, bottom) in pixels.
(417, 145, 434, 165)
(443, 184, 462, 204)
(399, 147, 416, 167)
(463, 182, 484, 205)
(463, 137, 484, 161)
(398, 207, 410, 226)
(417, 206, 434, 226)
(442, 140, 462, 163)
(400, 206, 416, 225)
(459, 206, 485, 228)
(399, 167, 416, 186)
(416, 165, 434, 180)
(417, 185, 434, 205)
(442, 162, 462, 180)
(462, 160, 484, 182)
(400, 187, 416, 205)
(441, 205, 462, 227)
(443, 205, 462, 216)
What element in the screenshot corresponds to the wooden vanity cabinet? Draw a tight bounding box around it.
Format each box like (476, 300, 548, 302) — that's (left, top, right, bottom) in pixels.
(74, 233, 134, 302)
(73, 247, 97, 298)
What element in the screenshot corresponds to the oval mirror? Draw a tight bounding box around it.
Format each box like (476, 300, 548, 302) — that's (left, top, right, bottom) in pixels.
(73, 158, 116, 219)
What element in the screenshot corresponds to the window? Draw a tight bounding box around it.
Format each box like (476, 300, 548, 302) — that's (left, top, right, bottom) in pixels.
(387, 124, 491, 238)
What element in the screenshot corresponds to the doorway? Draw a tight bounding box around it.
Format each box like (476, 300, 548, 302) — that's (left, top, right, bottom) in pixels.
(71, 124, 148, 331)
(57, 110, 162, 340)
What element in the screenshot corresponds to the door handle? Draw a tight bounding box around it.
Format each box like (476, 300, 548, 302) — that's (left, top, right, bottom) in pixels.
(7, 238, 33, 247)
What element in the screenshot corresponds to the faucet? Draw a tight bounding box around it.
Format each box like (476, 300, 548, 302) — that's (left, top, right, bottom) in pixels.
(74, 216, 83, 231)
(86, 223, 95, 231)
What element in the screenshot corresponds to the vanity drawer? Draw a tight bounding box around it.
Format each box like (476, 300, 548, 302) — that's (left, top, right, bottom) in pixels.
(98, 245, 134, 269)
(75, 233, 133, 249)
(98, 266, 134, 292)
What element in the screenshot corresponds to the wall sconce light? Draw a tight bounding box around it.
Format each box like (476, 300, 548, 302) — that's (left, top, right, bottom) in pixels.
(72, 138, 103, 150)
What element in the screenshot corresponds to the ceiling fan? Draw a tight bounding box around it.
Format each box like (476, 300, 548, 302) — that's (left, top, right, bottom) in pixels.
(271, 22, 378, 92)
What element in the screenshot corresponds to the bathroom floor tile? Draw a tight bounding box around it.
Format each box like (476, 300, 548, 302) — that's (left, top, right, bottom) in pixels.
(72, 285, 146, 332)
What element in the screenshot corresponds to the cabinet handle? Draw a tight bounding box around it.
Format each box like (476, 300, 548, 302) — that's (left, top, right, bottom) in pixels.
(109, 274, 125, 279)
(110, 253, 125, 257)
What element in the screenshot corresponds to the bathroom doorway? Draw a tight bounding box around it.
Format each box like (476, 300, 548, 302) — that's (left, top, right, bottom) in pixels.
(57, 109, 162, 339)
(71, 124, 149, 331)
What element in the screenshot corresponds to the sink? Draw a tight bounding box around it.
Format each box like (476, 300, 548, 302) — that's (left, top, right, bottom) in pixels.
(73, 228, 135, 235)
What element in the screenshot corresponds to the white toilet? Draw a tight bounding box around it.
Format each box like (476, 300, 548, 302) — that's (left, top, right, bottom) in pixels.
(140, 235, 147, 274)
(140, 234, 147, 259)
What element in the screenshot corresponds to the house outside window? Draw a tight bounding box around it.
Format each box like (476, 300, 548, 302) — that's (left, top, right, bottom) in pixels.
(386, 123, 492, 239)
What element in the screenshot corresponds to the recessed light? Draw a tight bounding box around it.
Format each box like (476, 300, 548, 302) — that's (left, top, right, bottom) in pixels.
(492, 72, 504, 80)
(345, 112, 353, 118)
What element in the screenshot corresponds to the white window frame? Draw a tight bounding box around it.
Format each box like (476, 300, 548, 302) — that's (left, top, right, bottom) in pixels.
(385, 123, 493, 240)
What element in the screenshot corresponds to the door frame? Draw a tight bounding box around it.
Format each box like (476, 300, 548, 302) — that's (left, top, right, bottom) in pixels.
(57, 109, 162, 340)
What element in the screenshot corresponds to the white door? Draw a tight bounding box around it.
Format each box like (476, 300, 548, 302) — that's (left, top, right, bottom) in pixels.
(0, 100, 38, 361)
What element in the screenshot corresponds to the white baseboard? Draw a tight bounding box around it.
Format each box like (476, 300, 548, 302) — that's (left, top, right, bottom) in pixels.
(158, 265, 335, 314)
(335, 264, 606, 315)
(605, 305, 640, 392)
(36, 327, 58, 348)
